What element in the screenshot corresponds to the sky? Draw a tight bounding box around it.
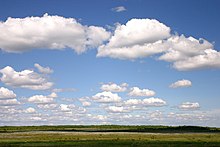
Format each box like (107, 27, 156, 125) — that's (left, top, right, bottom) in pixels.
(0, 0, 220, 127)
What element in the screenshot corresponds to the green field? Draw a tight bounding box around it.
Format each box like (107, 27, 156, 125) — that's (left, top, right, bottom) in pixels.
(0, 125, 220, 146)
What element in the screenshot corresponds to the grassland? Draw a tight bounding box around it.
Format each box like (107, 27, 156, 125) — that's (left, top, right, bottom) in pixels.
(0, 125, 220, 146)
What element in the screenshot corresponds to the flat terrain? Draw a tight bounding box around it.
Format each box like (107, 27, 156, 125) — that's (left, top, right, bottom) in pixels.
(0, 126, 220, 146)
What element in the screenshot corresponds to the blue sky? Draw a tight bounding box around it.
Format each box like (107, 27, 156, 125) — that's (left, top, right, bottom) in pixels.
(0, 0, 220, 126)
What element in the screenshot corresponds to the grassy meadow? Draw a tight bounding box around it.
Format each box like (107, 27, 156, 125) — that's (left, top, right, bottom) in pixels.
(0, 125, 220, 146)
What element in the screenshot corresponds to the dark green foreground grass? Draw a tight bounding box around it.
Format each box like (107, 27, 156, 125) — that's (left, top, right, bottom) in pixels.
(1, 140, 220, 147)
(0, 125, 219, 133)
(0, 132, 220, 147)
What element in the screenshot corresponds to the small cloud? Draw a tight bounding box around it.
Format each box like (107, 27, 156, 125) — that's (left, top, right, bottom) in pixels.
(0, 87, 16, 99)
(178, 102, 200, 110)
(111, 6, 126, 12)
(128, 87, 155, 97)
(24, 107, 36, 113)
(0, 66, 53, 90)
(100, 82, 128, 92)
(170, 79, 192, 88)
(92, 91, 121, 103)
(34, 63, 53, 74)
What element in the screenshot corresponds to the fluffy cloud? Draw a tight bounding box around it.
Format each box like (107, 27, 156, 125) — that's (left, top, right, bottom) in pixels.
(111, 6, 126, 12)
(28, 93, 57, 104)
(159, 35, 213, 62)
(124, 97, 166, 107)
(34, 63, 53, 74)
(0, 13, 110, 53)
(169, 79, 192, 88)
(128, 87, 155, 97)
(92, 115, 107, 121)
(173, 49, 220, 71)
(0, 66, 53, 90)
(97, 18, 171, 59)
(107, 106, 125, 113)
(92, 91, 121, 103)
(179, 102, 200, 110)
(97, 18, 220, 71)
(24, 107, 36, 113)
(100, 82, 128, 92)
(79, 97, 91, 107)
(0, 87, 16, 99)
(37, 104, 57, 109)
(0, 99, 20, 105)
(142, 98, 166, 106)
(60, 104, 71, 112)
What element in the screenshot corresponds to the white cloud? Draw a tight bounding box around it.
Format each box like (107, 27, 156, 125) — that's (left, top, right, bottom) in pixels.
(93, 115, 107, 121)
(37, 104, 57, 109)
(179, 102, 200, 110)
(81, 101, 91, 107)
(0, 66, 53, 90)
(51, 88, 76, 93)
(128, 87, 155, 97)
(142, 98, 166, 106)
(169, 79, 192, 88)
(107, 106, 125, 113)
(48, 92, 58, 98)
(24, 107, 36, 113)
(159, 35, 213, 62)
(97, 18, 171, 59)
(0, 87, 16, 99)
(79, 97, 91, 106)
(30, 117, 42, 121)
(173, 49, 220, 71)
(157, 35, 220, 71)
(0, 99, 20, 105)
(111, 6, 126, 12)
(124, 99, 142, 105)
(34, 63, 53, 74)
(0, 13, 110, 54)
(28, 93, 57, 104)
(60, 104, 71, 112)
(124, 97, 166, 107)
(92, 91, 121, 103)
(100, 82, 128, 92)
(97, 18, 220, 71)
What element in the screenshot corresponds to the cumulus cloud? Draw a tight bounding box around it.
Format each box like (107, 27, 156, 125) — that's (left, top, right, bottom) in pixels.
(159, 35, 213, 62)
(173, 49, 220, 71)
(0, 99, 20, 105)
(34, 63, 53, 74)
(0, 66, 53, 90)
(179, 102, 200, 110)
(97, 18, 220, 71)
(60, 104, 71, 112)
(28, 93, 57, 104)
(128, 87, 155, 97)
(92, 115, 107, 121)
(37, 104, 57, 109)
(124, 97, 166, 107)
(169, 79, 192, 88)
(107, 106, 125, 113)
(0, 13, 110, 54)
(79, 97, 91, 107)
(0, 87, 16, 99)
(97, 18, 171, 59)
(92, 91, 121, 103)
(100, 82, 128, 92)
(111, 6, 126, 12)
(24, 107, 36, 113)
